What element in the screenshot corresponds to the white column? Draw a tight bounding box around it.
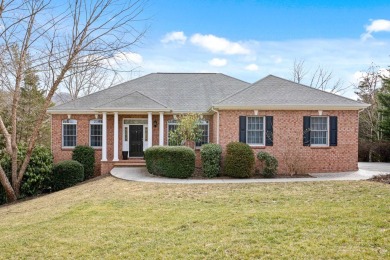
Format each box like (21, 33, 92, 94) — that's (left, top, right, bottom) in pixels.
(159, 112, 164, 146)
(102, 112, 107, 161)
(148, 112, 153, 148)
(113, 112, 119, 161)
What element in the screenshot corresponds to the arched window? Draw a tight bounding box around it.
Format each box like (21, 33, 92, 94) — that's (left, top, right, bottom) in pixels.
(90, 119, 103, 147)
(62, 119, 77, 147)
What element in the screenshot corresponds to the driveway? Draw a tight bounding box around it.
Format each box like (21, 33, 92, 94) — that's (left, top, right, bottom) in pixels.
(111, 162, 390, 184)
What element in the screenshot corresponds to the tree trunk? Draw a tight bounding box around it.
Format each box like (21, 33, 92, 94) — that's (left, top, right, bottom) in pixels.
(0, 168, 17, 202)
(368, 148, 373, 162)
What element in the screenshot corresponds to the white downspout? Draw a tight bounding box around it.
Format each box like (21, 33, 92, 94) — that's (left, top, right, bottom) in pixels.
(210, 107, 220, 144)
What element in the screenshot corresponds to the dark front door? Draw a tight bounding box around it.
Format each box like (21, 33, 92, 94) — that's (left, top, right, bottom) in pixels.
(129, 125, 143, 157)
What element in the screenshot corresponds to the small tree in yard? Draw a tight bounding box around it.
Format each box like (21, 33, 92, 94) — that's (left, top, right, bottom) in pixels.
(168, 113, 203, 149)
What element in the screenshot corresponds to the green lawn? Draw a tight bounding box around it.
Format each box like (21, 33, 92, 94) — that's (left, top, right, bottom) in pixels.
(0, 177, 389, 259)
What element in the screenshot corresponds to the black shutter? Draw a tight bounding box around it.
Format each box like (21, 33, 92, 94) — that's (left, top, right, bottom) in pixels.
(239, 116, 246, 143)
(265, 116, 273, 146)
(329, 116, 337, 146)
(303, 116, 311, 146)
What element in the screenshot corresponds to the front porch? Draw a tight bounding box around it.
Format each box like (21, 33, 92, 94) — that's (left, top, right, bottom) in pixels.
(100, 111, 167, 162)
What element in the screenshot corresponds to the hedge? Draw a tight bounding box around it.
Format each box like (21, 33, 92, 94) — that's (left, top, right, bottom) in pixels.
(144, 146, 195, 178)
(72, 145, 95, 180)
(0, 145, 53, 204)
(257, 151, 278, 178)
(52, 160, 84, 191)
(224, 142, 255, 178)
(200, 143, 222, 178)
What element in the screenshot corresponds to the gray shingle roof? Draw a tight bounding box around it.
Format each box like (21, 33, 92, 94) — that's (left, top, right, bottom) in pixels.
(49, 73, 368, 113)
(95, 91, 168, 110)
(49, 73, 249, 113)
(214, 75, 368, 110)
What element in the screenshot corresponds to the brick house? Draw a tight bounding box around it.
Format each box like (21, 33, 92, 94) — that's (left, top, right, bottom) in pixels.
(48, 73, 369, 175)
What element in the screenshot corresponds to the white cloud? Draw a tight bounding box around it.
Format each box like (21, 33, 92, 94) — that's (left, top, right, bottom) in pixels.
(361, 19, 390, 40)
(209, 58, 227, 67)
(161, 31, 187, 44)
(190, 33, 250, 55)
(103, 52, 143, 67)
(245, 64, 259, 71)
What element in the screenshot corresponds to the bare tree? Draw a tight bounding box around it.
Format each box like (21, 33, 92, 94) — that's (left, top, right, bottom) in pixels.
(354, 64, 383, 161)
(0, 0, 147, 202)
(292, 59, 308, 84)
(61, 57, 117, 100)
(291, 59, 347, 94)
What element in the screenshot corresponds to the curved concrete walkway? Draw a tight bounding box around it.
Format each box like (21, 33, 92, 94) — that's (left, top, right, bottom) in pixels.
(110, 162, 390, 184)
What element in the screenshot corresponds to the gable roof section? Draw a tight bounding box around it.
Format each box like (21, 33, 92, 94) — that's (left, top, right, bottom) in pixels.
(214, 75, 369, 110)
(48, 73, 250, 113)
(94, 91, 169, 111)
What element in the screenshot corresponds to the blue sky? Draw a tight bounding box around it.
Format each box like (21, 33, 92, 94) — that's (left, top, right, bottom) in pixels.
(116, 0, 390, 98)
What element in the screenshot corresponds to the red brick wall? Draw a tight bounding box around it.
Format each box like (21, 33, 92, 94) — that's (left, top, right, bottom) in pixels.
(52, 113, 212, 174)
(51, 114, 102, 176)
(52, 110, 358, 175)
(218, 110, 359, 173)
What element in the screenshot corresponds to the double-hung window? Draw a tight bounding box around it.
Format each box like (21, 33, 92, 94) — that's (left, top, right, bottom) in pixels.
(167, 119, 179, 146)
(196, 120, 209, 147)
(246, 116, 265, 146)
(310, 117, 329, 146)
(62, 119, 77, 148)
(90, 119, 103, 147)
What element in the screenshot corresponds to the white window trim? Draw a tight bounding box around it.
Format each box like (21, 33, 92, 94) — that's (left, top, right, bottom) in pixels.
(246, 116, 265, 146)
(62, 119, 77, 148)
(310, 116, 329, 147)
(89, 119, 103, 148)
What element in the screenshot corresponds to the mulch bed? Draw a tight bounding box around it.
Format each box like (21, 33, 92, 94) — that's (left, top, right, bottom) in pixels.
(369, 174, 390, 185)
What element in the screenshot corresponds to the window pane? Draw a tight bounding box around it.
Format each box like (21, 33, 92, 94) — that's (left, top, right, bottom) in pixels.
(196, 123, 209, 147)
(310, 117, 328, 145)
(63, 124, 77, 147)
(90, 123, 102, 147)
(246, 117, 264, 145)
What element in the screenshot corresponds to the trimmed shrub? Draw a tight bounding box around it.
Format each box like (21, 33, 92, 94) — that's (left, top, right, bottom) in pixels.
(257, 151, 278, 178)
(52, 160, 84, 191)
(145, 146, 195, 178)
(200, 143, 222, 178)
(224, 142, 255, 178)
(0, 145, 53, 204)
(72, 145, 95, 180)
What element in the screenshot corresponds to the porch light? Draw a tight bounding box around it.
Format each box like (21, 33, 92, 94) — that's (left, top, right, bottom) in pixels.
(153, 120, 157, 128)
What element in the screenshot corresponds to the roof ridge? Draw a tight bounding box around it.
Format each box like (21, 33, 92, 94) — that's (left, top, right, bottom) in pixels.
(51, 73, 153, 109)
(94, 90, 168, 109)
(134, 90, 168, 108)
(266, 74, 362, 103)
(214, 75, 270, 104)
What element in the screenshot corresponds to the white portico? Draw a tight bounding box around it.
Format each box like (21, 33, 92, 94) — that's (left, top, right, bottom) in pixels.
(99, 111, 168, 161)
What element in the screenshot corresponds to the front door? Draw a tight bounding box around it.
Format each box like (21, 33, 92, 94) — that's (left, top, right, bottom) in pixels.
(129, 125, 143, 157)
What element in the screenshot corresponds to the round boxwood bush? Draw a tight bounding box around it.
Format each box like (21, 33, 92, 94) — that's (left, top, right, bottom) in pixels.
(200, 143, 222, 178)
(0, 145, 53, 204)
(224, 142, 255, 178)
(144, 146, 195, 178)
(257, 151, 278, 178)
(72, 145, 95, 180)
(52, 160, 84, 191)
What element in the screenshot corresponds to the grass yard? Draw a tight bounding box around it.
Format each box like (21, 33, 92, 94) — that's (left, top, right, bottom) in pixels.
(0, 177, 389, 259)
